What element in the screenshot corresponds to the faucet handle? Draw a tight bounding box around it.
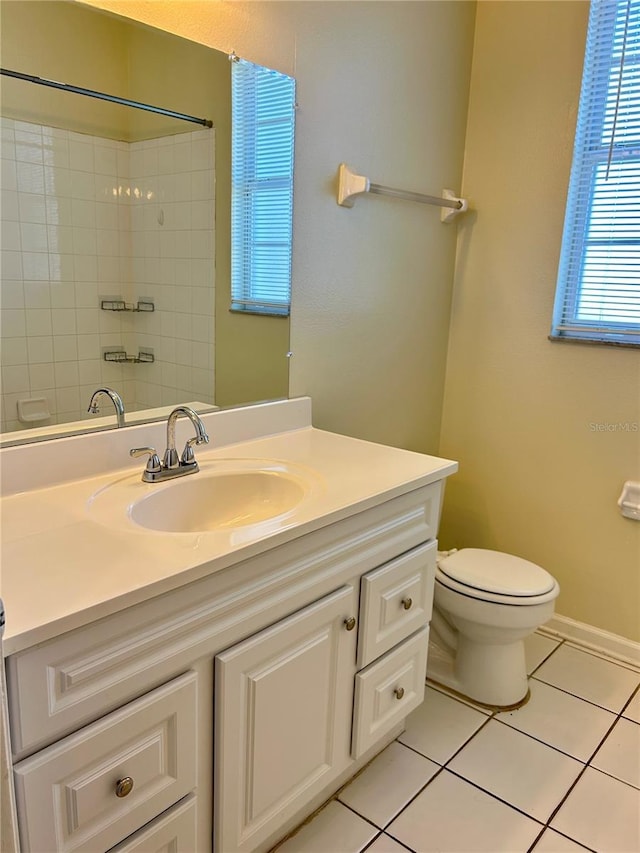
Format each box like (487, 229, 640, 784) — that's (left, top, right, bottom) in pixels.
(130, 446, 162, 474)
(181, 435, 208, 465)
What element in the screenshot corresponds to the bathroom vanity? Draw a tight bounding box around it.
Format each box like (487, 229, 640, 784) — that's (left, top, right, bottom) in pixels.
(0, 399, 457, 853)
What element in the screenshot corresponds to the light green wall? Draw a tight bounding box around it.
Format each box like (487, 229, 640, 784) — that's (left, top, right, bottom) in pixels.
(84, 0, 477, 453)
(0, 0, 130, 138)
(439, 0, 640, 642)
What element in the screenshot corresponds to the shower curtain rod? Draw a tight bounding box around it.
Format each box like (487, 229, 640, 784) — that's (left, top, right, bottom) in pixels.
(0, 68, 213, 128)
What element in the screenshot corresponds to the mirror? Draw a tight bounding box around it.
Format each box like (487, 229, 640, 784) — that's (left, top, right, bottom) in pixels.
(0, 1, 291, 446)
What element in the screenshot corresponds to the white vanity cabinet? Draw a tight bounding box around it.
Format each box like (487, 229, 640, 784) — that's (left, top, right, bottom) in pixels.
(4, 481, 443, 853)
(214, 543, 437, 853)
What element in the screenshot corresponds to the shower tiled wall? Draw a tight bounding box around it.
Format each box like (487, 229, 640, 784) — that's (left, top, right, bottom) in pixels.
(0, 117, 215, 434)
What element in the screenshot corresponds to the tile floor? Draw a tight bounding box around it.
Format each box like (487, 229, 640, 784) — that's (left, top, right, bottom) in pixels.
(275, 633, 640, 853)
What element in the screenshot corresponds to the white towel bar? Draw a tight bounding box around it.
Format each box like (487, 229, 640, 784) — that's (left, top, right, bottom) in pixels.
(336, 163, 468, 223)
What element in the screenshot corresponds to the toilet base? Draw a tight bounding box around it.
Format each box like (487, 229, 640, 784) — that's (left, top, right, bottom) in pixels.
(426, 631, 531, 709)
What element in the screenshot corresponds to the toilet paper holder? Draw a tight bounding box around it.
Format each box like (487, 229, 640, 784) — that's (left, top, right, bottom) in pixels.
(618, 481, 640, 520)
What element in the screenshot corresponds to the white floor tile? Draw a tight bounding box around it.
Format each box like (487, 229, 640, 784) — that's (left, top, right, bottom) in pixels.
(386, 769, 542, 853)
(551, 766, 640, 853)
(497, 678, 616, 761)
(591, 716, 640, 788)
(274, 801, 377, 853)
(448, 720, 583, 822)
(398, 686, 489, 764)
(564, 642, 640, 675)
(338, 741, 439, 828)
(531, 828, 591, 852)
(525, 633, 562, 674)
(365, 834, 410, 853)
(534, 645, 640, 712)
(623, 688, 640, 723)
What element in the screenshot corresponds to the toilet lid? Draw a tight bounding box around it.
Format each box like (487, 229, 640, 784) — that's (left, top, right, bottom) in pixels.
(437, 549, 556, 597)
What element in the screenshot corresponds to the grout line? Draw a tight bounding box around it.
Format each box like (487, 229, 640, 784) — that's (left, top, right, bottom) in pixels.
(295, 655, 638, 853)
(527, 637, 566, 678)
(440, 712, 495, 764)
(378, 762, 449, 832)
(338, 799, 386, 833)
(619, 681, 640, 719)
(490, 714, 592, 764)
(526, 825, 548, 852)
(379, 715, 497, 836)
(541, 706, 623, 831)
(529, 674, 635, 715)
(586, 762, 640, 793)
(527, 826, 597, 853)
(360, 830, 415, 853)
(444, 765, 547, 826)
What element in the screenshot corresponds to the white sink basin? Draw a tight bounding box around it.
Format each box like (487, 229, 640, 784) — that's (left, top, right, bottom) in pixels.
(88, 459, 317, 535)
(132, 470, 306, 533)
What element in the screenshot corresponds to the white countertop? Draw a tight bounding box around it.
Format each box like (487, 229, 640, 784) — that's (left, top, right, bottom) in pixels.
(0, 408, 457, 656)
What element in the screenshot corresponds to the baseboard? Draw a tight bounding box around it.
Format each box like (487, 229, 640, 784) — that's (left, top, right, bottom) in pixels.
(541, 613, 640, 669)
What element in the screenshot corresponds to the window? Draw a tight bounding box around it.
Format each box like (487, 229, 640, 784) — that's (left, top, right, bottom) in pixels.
(231, 57, 296, 316)
(551, 0, 640, 346)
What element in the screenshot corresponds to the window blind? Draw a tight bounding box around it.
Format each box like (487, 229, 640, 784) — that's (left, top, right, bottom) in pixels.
(551, 0, 640, 346)
(231, 57, 295, 316)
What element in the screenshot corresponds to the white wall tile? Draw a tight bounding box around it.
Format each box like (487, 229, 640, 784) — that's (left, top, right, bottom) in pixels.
(25, 308, 52, 336)
(22, 251, 49, 280)
(2, 121, 215, 428)
(16, 161, 45, 194)
(24, 281, 51, 309)
(27, 336, 54, 364)
(50, 281, 76, 309)
(18, 192, 46, 224)
(73, 254, 98, 282)
(53, 335, 78, 363)
(47, 224, 74, 254)
(1, 280, 25, 309)
(1, 337, 28, 365)
(2, 190, 19, 221)
(69, 140, 94, 173)
(1, 364, 30, 394)
(55, 385, 80, 414)
(1, 159, 17, 192)
(0, 309, 26, 338)
(29, 362, 55, 390)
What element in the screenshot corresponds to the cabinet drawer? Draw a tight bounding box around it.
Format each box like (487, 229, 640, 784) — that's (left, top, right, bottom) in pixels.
(13, 671, 197, 853)
(352, 627, 428, 759)
(358, 541, 436, 668)
(107, 793, 197, 853)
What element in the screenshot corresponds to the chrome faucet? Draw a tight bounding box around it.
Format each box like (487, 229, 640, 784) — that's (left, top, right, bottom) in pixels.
(130, 406, 210, 483)
(87, 387, 125, 428)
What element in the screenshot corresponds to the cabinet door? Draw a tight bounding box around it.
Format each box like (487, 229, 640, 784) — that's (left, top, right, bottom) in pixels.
(215, 585, 358, 853)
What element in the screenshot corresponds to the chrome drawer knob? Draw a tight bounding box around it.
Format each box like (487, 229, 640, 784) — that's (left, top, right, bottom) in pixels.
(344, 616, 356, 631)
(401, 597, 413, 610)
(394, 687, 405, 700)
(115, 776, 134, 798)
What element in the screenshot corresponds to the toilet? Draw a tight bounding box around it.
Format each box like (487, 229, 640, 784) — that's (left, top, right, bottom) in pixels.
(426, 548, 560, 708)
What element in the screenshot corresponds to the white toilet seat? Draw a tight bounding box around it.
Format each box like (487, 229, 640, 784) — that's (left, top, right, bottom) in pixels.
(436, 548, 559, 606)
